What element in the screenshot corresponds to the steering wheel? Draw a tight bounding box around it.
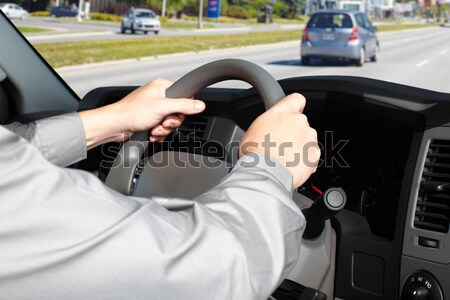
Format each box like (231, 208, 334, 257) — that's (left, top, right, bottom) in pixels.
(105, 59, 286, 195)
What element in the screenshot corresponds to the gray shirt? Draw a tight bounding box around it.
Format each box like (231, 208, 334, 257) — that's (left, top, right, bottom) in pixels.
(0, 113, 305, 300)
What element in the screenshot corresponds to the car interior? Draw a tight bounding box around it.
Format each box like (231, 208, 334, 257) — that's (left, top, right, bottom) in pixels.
(1, 12, 449, 300)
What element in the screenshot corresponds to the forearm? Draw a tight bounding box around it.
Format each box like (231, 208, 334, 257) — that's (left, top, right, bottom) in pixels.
(79, 104, 131, 150)
(4, 113, 87, 167)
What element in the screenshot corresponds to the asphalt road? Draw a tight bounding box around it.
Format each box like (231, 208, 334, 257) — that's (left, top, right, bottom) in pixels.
(56, 26, 450, 98)
(14, 17, 302, 44)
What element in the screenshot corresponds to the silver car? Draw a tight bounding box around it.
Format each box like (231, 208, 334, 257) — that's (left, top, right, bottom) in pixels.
(301, 10, 379, 66)
(121, 8, 161, 35)
(0, 3, 28, 19)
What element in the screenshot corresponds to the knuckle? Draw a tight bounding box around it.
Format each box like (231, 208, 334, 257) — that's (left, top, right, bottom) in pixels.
(310, 128, 318, 139)
(298, 113, 308, 123)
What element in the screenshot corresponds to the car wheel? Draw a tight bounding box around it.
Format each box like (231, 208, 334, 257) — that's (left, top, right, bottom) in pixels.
(143, 31, 148, 34)
(131, 25, 135, 34)
(302, 56, 310, 66)
(120, 23, 126, 34)
(154, 31, 159, 35)
(371, 45, 379, 62)
(356, 48, 365, 66)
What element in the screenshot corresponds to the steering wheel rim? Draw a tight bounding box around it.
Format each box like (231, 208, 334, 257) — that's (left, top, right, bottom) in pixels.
(105, 59, 286, 194)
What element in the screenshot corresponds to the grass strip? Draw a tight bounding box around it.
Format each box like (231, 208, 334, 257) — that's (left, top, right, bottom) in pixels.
(377, 23, 439, 31)
(36, 23, 439, 68)
(36, 30, 301, 68)
(18, 26, 51, 33)
(162, 22, 214, 29)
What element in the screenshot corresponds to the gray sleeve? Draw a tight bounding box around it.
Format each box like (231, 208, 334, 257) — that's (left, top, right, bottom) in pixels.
(4, 113, 87, 167)
(0, 126, 305, 300)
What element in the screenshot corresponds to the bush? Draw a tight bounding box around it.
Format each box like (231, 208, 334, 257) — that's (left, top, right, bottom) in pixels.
(89, 12, 122, 22)
(159, 16, 169, 23)
(31, 11, 50, 17)
(226, 5, 252, 19)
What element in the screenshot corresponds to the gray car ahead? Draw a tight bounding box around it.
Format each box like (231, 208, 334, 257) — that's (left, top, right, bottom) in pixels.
(121, 8, 161, 35)
(301, 10, 379, 66)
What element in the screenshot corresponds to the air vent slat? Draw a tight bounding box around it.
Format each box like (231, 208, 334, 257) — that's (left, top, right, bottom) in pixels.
(426, 153, 450, 159)
(420, 194, 450, 200)
(430, 144, 450, 148)
(414, 221, 448, 232)
(425, 172, 450, 179)
(415, 211, 448, 220)
(414, 139, 450, 233)
(425, 162, 450, 169)
(417, 201, 450, 210)
(177, 117, 209, 141)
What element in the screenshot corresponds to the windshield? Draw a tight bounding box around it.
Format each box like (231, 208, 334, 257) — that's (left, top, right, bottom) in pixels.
(0, 3, 8, 8)
(135, 11, 156, 18)
(8, 5, 450, 95)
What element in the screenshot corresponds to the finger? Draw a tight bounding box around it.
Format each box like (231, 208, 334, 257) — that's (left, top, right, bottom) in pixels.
(159, 98, 205, 117)
(151, 125, 172, 137)
(153, 136, 166, 143)
(162, 114, 185, 128)
(149, 135, 167, 143)
(275, 93, 306, 113)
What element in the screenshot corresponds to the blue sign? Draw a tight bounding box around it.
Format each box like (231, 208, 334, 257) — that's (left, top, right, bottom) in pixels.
(207, 0, 221, 18)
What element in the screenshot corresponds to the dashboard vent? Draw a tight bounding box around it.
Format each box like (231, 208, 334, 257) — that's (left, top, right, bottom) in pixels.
(414, 140, 450, 233)
(178, 117, 209, 141)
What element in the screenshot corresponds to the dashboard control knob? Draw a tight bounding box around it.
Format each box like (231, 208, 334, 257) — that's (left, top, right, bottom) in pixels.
(405, 286, 429, 300)
(401, 271, 443, 300)
(302, 187, 346, 239)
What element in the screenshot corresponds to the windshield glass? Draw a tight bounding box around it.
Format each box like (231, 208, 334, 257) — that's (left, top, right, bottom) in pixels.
(135, 11, 155, 18)
(8, 4, 450, 95)
(0, 3, 8, 7)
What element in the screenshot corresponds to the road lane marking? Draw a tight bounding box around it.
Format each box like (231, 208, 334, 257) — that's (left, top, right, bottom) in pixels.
(439, 49, 447, 55)
(416, 60, 429, 67)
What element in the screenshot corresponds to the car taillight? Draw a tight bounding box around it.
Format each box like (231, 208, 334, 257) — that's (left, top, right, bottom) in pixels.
(302, 28, 309, 41)
(349, 27, 359, 41)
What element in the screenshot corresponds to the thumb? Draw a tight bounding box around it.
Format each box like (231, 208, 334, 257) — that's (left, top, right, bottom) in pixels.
(159, 98, 206, 116)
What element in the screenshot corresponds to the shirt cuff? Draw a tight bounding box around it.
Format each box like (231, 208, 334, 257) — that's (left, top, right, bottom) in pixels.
(36, 113, 87, 167)
(233, 152, 294, 192)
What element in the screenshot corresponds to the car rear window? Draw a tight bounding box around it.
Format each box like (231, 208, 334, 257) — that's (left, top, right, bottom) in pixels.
(307, 13, 353, 29)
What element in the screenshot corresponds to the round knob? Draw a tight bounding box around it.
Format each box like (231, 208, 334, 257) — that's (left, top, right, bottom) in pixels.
(401, 271, 443, 300)
(406, 285, 429, 300)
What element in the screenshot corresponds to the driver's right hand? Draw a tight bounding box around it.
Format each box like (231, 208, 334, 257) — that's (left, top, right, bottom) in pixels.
(239, 93, 320, 188)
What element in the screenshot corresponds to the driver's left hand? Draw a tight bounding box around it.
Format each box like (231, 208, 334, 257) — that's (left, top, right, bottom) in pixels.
(79, 77, 206, 149)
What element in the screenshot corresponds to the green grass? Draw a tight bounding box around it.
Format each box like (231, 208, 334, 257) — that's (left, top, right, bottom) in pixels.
(35, 30, 301, 68)
(17, 26, 51, 33)
(163, 22, 214, 29)
(377, 23, 439, 31)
